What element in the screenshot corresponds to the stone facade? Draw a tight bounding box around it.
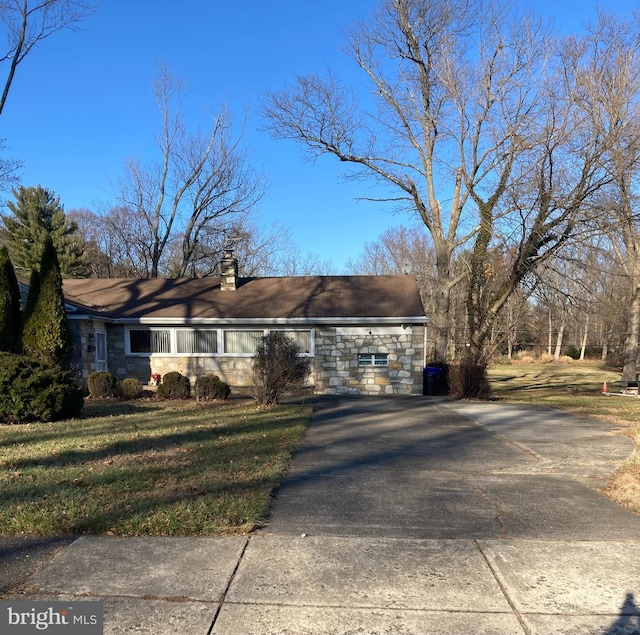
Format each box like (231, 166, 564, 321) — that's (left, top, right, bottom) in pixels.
(76, 323, 426, 396)
(313, 325, 424, 396)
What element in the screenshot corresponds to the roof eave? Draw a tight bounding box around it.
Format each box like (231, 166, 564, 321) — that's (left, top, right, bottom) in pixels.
(111, 316, 428, 325)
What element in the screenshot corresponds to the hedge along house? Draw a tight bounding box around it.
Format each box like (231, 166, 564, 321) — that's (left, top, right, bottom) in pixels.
(59, 252, 429, 396)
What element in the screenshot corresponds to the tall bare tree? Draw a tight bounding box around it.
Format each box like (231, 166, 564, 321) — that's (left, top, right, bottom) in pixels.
(263, 0, 555, 366)
(576, 12, 640, 382)
(0, 0, 94, 116)
(0, 1, 93, 190)
(116, 67, 265, 278)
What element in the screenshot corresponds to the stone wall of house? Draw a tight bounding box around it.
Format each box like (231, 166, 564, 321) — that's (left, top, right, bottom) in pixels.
(107, 325, 152, 381)
(106, 325, 255, 388)
(314, 325, 425, 396)
(145, 357, 255, 390)
(68, 320, 93, 381)
(103, 324, 425, 396)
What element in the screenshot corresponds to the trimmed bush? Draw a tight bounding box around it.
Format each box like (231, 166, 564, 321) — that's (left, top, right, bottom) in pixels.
(87, 371, 118, 398)
(540, 353, 555, 364)
(21, 236, 70, 366)
(196, 374, 231, 401)
(0, 353, 84, 423)
(117, 378, 144, 400)
(158, 371, 190, 399)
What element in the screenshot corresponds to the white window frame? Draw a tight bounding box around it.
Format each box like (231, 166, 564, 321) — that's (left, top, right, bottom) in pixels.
(175, 328, 218, 356)
(223, 329, 265, 356)
(358, 353, 388, 367)
(222, 329, 315, 357)
(124, 326, 314, 358)
(126, 328, 172, 356)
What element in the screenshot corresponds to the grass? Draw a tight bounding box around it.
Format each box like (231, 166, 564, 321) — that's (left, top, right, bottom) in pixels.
(488, 361, 640, 514)
(0, 399, 310, 537)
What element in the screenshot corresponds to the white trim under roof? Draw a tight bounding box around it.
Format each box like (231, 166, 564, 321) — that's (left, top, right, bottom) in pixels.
(112, 316, 428, 326)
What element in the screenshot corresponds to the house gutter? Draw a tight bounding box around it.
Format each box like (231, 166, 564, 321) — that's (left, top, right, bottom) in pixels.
(111, 316, 429, 326)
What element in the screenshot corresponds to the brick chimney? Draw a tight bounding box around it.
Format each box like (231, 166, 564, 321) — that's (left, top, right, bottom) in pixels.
(220, 248, 238, 291)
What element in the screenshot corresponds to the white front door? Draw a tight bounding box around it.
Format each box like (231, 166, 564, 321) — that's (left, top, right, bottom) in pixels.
(95, 330, 107, 371)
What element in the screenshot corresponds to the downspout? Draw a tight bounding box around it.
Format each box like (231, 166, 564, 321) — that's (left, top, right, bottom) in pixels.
(423, 323, 428, 368)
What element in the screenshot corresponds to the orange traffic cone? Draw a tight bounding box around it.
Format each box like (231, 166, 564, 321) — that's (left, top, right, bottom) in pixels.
(602, 381, 608, 394)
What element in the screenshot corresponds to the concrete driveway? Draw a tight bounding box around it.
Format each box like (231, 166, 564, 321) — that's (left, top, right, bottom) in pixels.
(2, 396, 639, 635)
(266, 396, 639, 539)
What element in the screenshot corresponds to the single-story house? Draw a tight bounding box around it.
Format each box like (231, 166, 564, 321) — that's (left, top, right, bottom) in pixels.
(55, 252, 428, 396)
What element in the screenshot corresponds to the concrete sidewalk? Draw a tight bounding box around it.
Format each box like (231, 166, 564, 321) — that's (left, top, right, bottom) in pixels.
(2, 396, 640, 634)
(8, 534, 640, 634)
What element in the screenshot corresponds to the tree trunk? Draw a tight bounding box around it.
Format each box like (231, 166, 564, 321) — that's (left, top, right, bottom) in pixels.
(554, 316, 566, 361)
(579, 315, 589, 360)
(431, 274, 452, 365)
(622, 285, 640, 382)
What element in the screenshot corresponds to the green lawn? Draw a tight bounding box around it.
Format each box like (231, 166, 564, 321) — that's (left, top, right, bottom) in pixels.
(0, 399, 310, 536)
(489, 361, 640, 514)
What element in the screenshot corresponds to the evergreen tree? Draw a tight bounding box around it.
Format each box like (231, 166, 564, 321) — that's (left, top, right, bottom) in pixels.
(1, 185, 86, 276)
(0, 245, 21, 352)
(22, 236, 70, 366)
(22, 268, 40, 330)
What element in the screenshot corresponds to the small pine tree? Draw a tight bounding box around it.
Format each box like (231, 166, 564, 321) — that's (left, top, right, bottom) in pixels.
(0, 245, 22, 352)
(22, 236, 71, 366)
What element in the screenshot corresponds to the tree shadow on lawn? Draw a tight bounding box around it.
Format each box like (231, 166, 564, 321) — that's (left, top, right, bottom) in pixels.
(5, 408, 304, 470)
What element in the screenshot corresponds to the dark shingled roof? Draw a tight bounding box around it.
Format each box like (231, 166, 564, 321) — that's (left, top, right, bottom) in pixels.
(61, 275, 426, 321)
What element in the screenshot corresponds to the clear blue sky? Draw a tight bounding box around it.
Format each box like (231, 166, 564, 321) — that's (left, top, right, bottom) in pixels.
(1, 0, 636, 272)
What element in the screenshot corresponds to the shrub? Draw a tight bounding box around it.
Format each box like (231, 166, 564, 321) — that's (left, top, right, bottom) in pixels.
(158, 371, 191, 399)
(252, 332, 311, 405)
(87, 371, 118, 398)
(516, 355, 535, 365)
(196, 374, 231, 401)
(0, 353, 84, 423)
(540, 352, 555, 364)
(117, 378, 144, 400)
(564, 345, 581, 360)
(559, 355, 574, 365)
(449, 359, 491, 399)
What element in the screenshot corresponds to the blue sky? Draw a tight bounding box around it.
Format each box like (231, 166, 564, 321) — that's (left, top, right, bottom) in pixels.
(1, 0, 637, 272)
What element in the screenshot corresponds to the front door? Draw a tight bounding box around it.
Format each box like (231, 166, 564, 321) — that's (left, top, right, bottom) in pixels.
(95, 330, 107, 371)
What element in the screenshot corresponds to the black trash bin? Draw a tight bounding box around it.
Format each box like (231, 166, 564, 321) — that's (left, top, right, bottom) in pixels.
(423, 366, 442, 396)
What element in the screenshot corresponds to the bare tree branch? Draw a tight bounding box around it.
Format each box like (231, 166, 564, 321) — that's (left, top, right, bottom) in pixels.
(0, 0, 95, 116)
